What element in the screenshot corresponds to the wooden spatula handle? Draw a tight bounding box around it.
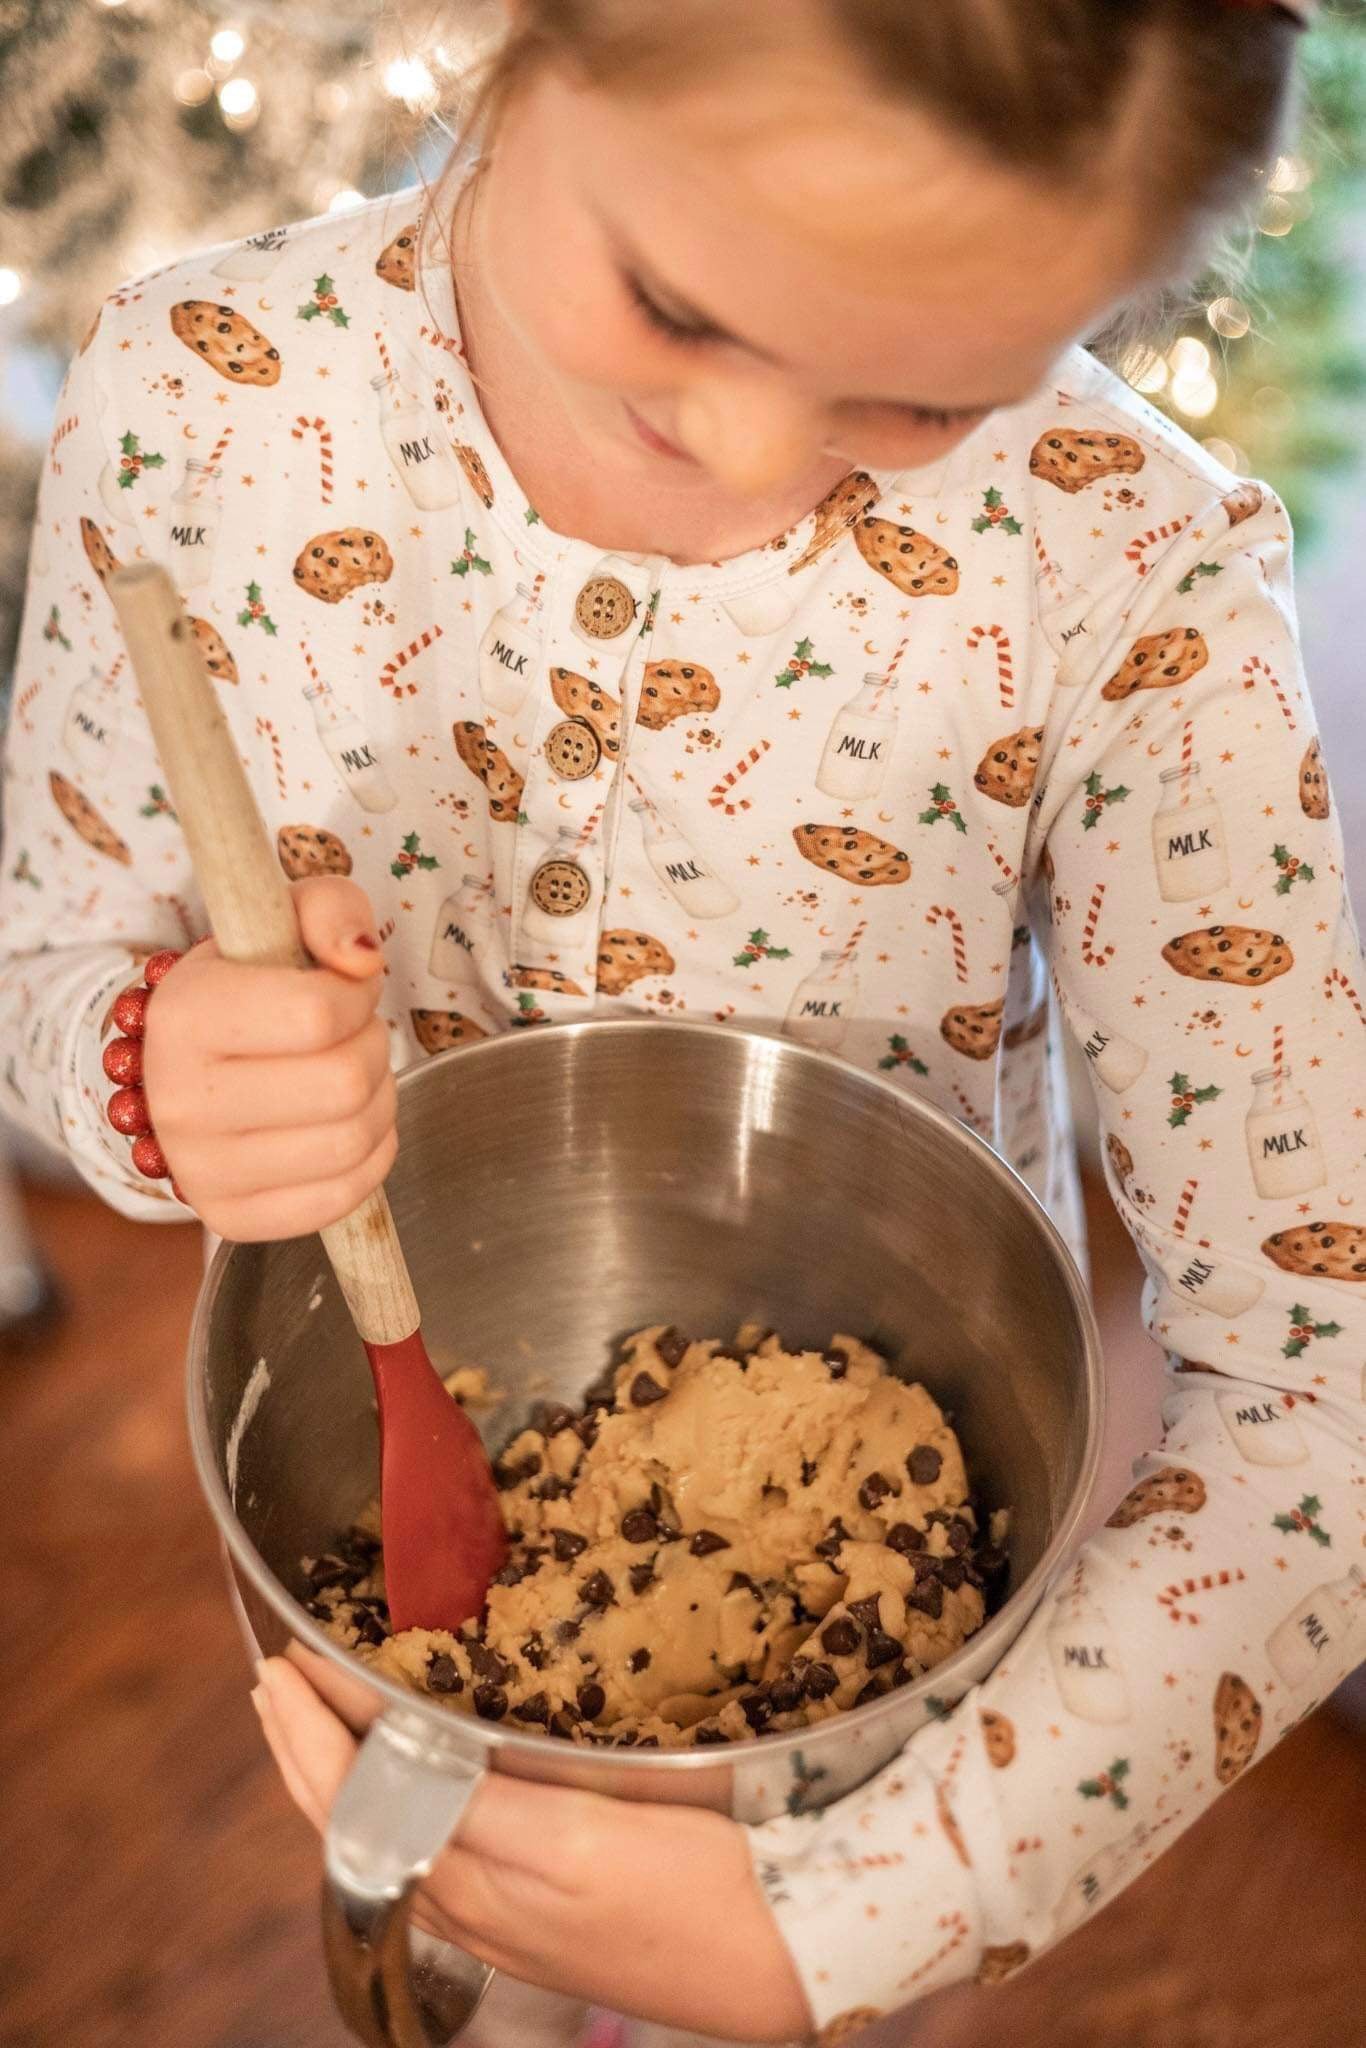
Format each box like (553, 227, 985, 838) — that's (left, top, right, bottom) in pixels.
(108, 561, 419, 1345)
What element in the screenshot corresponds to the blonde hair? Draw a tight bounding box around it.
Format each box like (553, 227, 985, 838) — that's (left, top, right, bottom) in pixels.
(437, 0, 1304, 364)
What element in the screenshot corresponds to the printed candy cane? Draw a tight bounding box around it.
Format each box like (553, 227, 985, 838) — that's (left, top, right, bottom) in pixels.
(837, 917, 867, 969)
(573, 801, 606, 853)
(1080, 882, 1114, 966)
(1157, 1568, 1245, 1625)
(154, 892, 198, 946)
(1172, 1176, 1199, 1238)
(379, 624, 444, 699)
(299, 638, 323, 691)
(926, 904, 968, 984)
(1179, 718, 1194, 803)
(48, 415, 78, 474)
(986, 838, 1020, 886)
(1032, 526, 1062, 601)
(373, 329, 400, 401)
(104, 652, 126, 689)
(1324, 966, 1365, 1027)
(14, 681, 42, 733)
(1272, 1021, 1285, 1102)
(966, 624, 1015, 709)
(1241, 654, 1298, 731)
(951, 1082, 990, 1134)
(291, 417, 333, 504)
(418, 322, 463, 356)
(1125, 515, 1192, 576)
(708, 739, 771, 815)
(193, 425, 235, 495)
(255, 716, 287, 800)
(377, 917, 396, 945)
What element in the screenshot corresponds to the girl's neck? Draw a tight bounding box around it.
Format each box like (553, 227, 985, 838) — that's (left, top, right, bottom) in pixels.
(444, 173, 854, 567)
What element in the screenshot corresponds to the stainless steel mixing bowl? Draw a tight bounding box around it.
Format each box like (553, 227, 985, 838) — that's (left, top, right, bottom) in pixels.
(188, 1019, 1103, 2048)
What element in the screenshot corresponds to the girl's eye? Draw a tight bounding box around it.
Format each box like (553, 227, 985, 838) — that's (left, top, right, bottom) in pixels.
(840, 399, 985, 434)
(622, 269, 718, 348)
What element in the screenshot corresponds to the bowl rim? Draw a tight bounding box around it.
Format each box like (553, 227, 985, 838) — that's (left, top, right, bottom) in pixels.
(188, 1015, 1105, 1773)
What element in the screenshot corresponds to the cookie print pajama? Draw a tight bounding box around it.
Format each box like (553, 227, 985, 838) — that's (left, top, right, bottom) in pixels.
(2, 193, 1363, 2035)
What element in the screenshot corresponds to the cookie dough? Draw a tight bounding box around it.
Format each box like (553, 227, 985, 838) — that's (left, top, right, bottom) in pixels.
(307, 1328, 1006, 1747)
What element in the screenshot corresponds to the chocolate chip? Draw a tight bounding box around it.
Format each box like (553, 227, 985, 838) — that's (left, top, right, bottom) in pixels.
(804, 1661, 839, 1701)
(800, 1458, 817, 1487)
(515, 1692, 550, 1725)
(556, 1618, 582, 1644)
(975, 1544, 1009, 1578)
(621, 1507, 658, 1544)
(535, 1402, 577, 1436)
(522, 1633, 548, 1670)
(890, 1661, 913, 1688)
(637, 1735, 661, 1748)
(655, 1520, 684, 1545)
(473, 1684, 508, 1720)
(581, 1569, 615, 1609)
(495, 1451, 543, 1489)
(854, 1678, 883, 1707)
(426, 1653, 462, 1695)
(613, 1728, 638, 1747)
(656, 1328, 689, 1369)
(823, 1348, 849, 1380)
(469, 1643, 514, 1685)
(550, 1705, 583, 1739)
(551, 1527, 589, 1562)
(694, 1726, 731, 1745)
(306, 1599, 333, 1621)
(741, 1692, 775, 1732)
(728, 1572, 760, 1597)
(848, 1596, 883, 1634)
(858, 1471, 895, 1511)
(492, 1555, 538, 1588)
(886, 1522, 926, 1557)
(908, 1579, 944, 1620)
(628, 1560, 657, 1594)
(627, 1648, 651, 1673)
(307, 1557, 357, 1591)
(577, 1681, 606, 1720)
(354, 1613, 386, 1647)
(907, 1444, 942, 1485)
(938, 1557, 968, 1590)
(574, 1415, 600, 1450)
(947, 1516, 972, 1554)
(533, 1474, 575, 1502)
(815, 1518, 849, 1561)
(865, 1630, 902, 1669)
(768, 1671, 805, 1714)
(630, 1371, 668, 1407)
(821, 1617, 860, 1657)
(689, 1529, 731, 1557)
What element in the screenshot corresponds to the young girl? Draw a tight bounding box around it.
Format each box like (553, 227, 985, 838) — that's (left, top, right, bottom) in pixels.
(3, 0, 1362, 2039)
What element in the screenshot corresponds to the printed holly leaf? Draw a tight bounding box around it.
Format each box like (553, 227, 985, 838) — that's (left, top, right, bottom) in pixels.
(262, 616, 277, 636)
(1169, 1071, 1190, 1096)
(1193, 1083, 1222, 1105)
(1273, 843, 1290, 867)
(1078, 1777, 1104, 1800)
(328, 308, 350, 328)
(1274, 874, 1294, 896)
(142, 451, 165, 469)
(297, 301, 321, 321)
(1272, 1513, 1299, 1535)
(1168, 1105, 1192, 1128)
(401, 833, 421, 853)
(1282, 1335, 1308, 1359)
(417, 853, 439, 871)
(982, 488, 1003, 509)
(1314, 1319, 1342, 1340)
(316, 273, 334, 295)
(1288, 1302, 1310, 1324)
(930, 783, 952, 803)
(119, 431, 138, 456)
(525, 507, 541, 525)
(1000, 515, 1024, 535)
(1107, 785, 1129, 806)
(236, 607, 253, 627)
(924, 1695, 954, 1721)
(471, 553, 492, 575)
(245, 582, 262, 604)
(793, 637, 815, 661)
(810, 659, 834, 678)
(116, 469, 137, 490)
(1175, 562, 1225, 595)
(1084, 771, 1104, 797)
(768, 945, 793, 961)
(1298, 863, 1315, 882)
(950, 810, 968, 834)
(1300, 1495, 1322, 1517)
(1080, 805, 1101, 832)
(1110, 1758, 1131, 1782)
(774, 671, 797, 689)
(1311, 1524, 1332, 1547)
(918, 805, 943, 826)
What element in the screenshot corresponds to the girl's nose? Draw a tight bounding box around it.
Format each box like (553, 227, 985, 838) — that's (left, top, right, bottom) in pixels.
(672, 367, 826, 497)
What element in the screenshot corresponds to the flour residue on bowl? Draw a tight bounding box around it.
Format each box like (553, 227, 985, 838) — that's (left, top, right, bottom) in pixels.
(227, 1356, 271, 1505)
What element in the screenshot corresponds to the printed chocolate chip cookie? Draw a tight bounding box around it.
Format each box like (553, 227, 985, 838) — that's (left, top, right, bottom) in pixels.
(1299, 737, 1330, 820)
(1261, 1219, 1366, 1282)
(977, 1943, 1031, 1984)
(507, 965, 587, 997)
(49, 771, 132, 865)
(277, 824, 352, 880)
(293, 530, 394, 604)
(550, 667, 623, 757)
(974, 724, 1044, 808)
(980, 1706, 1016, 1767)
(375, 223, 418, 291)
(1029, 427, 1145, 493)
(410, 1009, 488, 1055)
(453, 720, 525, 823)
(1221, 481, 1264, 528)
(170, 300, 282, 386)
(79, 516, 120, 589)
(597, 930, 675, 996)
(788, 469, 880, 573)
(1161, 924, 1293, 986)
(636, 660, 720, 731)
(1106, 1131, 1136, 1189)
(1213, 1672, 1262, 1785)
(189, 614, 239, 687)
(1101, 625, 1208, 701)
(1106, 1465, 1207, 1528)
(455, 442, 494, 509)
(853, 517, 959, 597)
(941, 999, 1004, 1061)
(792, 823, 910, 887)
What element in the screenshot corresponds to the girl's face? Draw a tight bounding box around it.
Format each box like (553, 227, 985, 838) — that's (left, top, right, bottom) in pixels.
(470, 42, 1151, 498)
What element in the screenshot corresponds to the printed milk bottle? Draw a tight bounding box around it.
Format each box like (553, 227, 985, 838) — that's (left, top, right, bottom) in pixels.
(429, 874, 494, 980)
(1047, 1569, 1130, 1724)
(1244, 1066, 1326, 1198)
(1164, 1247, 1265, 1319)
(160, 459, 222, 591)
(1075, 1010, 1148, 1094)
(62, 669, 122, 780)
(816, 671, 900, 801)
(1216, 1387, 1308, 1468)
(1266, 1565, 1366, 1698)
(212, 226, 289, 281)
(631, 797, 738, 920)
(370, 372, 463, 511)
(304, 681, 397, 813)
(785, 949, 858, 1052)
(1151, 762, 1229, 903)
(480, 581, 545, 714)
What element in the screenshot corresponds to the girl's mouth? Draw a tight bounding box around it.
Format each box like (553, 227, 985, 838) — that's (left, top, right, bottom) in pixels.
(623, 400, 696, 463)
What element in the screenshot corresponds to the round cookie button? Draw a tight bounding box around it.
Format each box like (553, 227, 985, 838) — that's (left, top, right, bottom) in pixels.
(529, 856, 592, 918)
(544, 718, 601, 781)
(574, 573, 637, 642)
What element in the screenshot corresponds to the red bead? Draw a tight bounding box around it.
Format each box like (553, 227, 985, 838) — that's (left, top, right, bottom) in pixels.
(111, 985, 149, 1039)
(130, 1133, 169, 1179)
(102, 1036, 143, 1086)
(143, 949, 183, 987)
(107, 1085, 152, 1136)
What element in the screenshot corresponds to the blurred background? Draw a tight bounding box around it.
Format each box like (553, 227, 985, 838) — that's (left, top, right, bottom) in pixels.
(2, 4, 1366, 2045)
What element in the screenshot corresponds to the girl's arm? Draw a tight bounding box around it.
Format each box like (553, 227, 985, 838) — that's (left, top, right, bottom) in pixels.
(0, 314, 202, 1217)
(744, 481, 1366, 2026)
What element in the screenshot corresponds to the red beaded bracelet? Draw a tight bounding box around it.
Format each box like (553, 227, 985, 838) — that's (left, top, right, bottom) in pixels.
(103, 949, 183, 1190)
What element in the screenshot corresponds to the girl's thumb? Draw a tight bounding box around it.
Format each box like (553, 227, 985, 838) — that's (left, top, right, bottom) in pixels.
(291, 875, 384, 978)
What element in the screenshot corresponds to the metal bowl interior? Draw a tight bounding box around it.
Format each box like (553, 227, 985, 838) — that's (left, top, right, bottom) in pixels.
(190, 1019, 1102, 1790)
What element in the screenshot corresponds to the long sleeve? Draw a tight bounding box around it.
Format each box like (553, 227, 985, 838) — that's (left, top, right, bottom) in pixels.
(0, 312, 200, 1216)
(746, 479, 1366, 2028)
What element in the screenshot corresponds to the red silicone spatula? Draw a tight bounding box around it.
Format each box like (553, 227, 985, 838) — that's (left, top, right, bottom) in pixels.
(109, 562, 507, 1632)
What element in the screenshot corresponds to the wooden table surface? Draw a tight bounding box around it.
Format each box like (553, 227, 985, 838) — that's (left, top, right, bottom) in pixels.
(2, 1173, 1364, 2048)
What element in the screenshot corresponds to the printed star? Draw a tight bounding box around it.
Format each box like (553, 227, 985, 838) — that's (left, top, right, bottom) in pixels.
(1274, 1556, 1289, 1571)
(241, 475, 254, 487)
(899, 502, 912, 515)
(1199, 1138, 1213, 1151)
(747, 854, 762, 867)
(918, 681, 932, 695)
(213, 390, 229, 403)
(896, 1003, 909, 1016)
(353, 644, 364, 656)
(409, 526, 423, 539)
(1068, 733, 1084, 748)
(877, 952, 891, 964)
(992, 575, 1007, 588)
(300, 781, 311, 792)
(619, 885, 632, 898)
(1316, 920, 1329, 934)
(670, 611, 684, 625)
(687, 931, 698, 942)
(1298, 1201, 1313, 1215)
(737, 651, 752, 664)
(898, 608, 911, 621)
(316, 366, 331, 380)
(688, 592, 702, 605)
(400, 900, 413, 912)
(1121, 1107, 1133, 1121)
(142, 504, 158, 521)
(118, 337, 133, 351)
(1107, 840, 1120, 854)
(1199, 904, 1212, 919)
(751, 983, 764, 995)
(1132, 994, 1146, 1007)
(407, 744, 421, 757)
(1164, 1673, 1177, 1687)
(788, 708, 801, 721)
(1225, 1332, 1240, 1345)
(938, 746, 952, 760)
(1250, 998, 1264, 1012)
(1091, 527, 1104, 539)
(356, 479, 368, 491)
(588, 657, 599, 671)
(462, 599, 473, 613)
(993, 449, 1008, 463)
(672, 769, 685, 783)
(1264, 805, 1276, 817)
(256, 542, 267, 556)
(361, 825, 373, 837)
(1312, 1372, 1328, 1387)
(1309, 1054, 1323, 1068)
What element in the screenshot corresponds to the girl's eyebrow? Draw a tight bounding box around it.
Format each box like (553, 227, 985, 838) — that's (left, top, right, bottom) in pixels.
(612, 231, 1013, 415)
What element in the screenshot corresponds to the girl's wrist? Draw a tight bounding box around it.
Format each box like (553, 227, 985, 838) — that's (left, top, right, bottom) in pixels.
(102, 950, 183, 1191)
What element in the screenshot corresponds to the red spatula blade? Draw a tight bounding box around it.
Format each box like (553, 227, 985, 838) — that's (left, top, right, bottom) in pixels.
(367, 1331, 509, 1635)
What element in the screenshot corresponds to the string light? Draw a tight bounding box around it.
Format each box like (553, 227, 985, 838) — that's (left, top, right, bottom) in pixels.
(174, 67, 215, 106)
(1202, 438, 1248, 472)
(1167, 336, 1219, 420)
(1259, 192, 1296, 237)
(218, 75, 260, 128)
(0, 268, 25, 307)
(1207, 295, 1251, 340)
(1123, 344, 1168, 395)
(326, 187, 367, 212)
(1269, 153, 1311, 194)
(383, 56, 439, 112)
(210, 26, 246, 63)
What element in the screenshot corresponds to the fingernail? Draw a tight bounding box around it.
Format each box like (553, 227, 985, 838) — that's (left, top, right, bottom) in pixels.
(352, 933, 380, 952)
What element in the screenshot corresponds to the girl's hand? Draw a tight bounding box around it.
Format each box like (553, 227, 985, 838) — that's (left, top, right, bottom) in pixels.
(252, 1655, 814, 2044)
(142, 877, 396, 1241)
